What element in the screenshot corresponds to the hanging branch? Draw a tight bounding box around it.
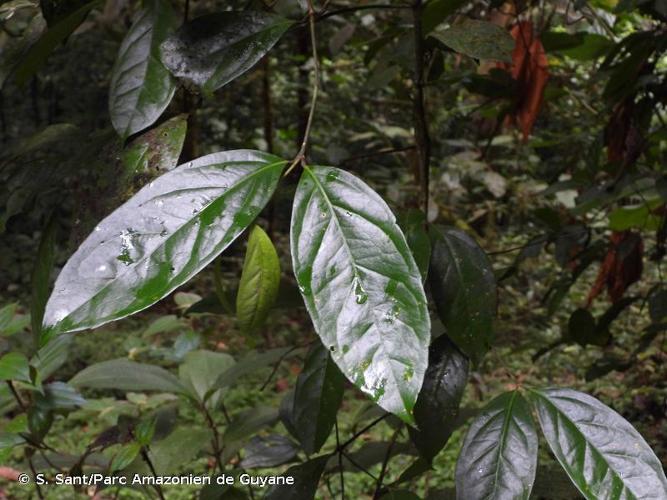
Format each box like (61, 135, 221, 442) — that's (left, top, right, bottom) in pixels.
(285, 0, 320, 177)
(411, 0, 431, 216)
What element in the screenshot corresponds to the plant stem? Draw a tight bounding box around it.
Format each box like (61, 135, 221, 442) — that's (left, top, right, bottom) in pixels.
(27, 454, 44, 499)
(411, 0, 431, 216)
(285, 0, 320, 177)
(373, 426, 401, 498)
(6, 380, 26, 411)
(139, 447, 166, 500)
(201, 404, 224, 472)
(337, 414, 388, 451)
(335, 419, 345, 499)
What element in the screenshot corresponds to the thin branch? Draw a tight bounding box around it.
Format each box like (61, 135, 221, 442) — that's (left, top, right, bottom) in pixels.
(340, 146, 416, 165)
(341, 450, 379, 481)
(285, 0, 320, 177)
(373, 426, 401, 498)
(139, 447, 166, 500)
(201, 404, 224, 473)
(335, 419, 345, 499)
(27, 455, 44, 500)
(6, 380, 27, 412)
(337, 414, 388, 451)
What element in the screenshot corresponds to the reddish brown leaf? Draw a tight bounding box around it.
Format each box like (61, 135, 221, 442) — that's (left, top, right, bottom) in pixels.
(587, 231, 643, 306)
(500, 21, 549, 139)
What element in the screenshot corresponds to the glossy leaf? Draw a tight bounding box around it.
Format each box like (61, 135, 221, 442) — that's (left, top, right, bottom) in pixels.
(69, 359, 186, 394)
(456, 391, 538, 500)
(15, 0, 101, 85)
(289, 344, 345, 455)
(428, 227, 496, 366)
(31, 215, 57, 342)
(264, 455, 330, 500)
(527, 388, 667, 500)
(432, 19, 515, 62)
(236, 225, 281, 333)
(42, 150, 286, 337)
(31, 334, 71, 379)
(160, 12, 293, 94)
(108, 0, 177, 138)
(291, 165, 430, 424)
(0, 352, 31, 382)
(409, 335, 469, 462)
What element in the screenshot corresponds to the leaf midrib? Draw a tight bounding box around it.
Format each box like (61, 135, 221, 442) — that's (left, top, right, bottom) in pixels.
(51, 160, 285, 332)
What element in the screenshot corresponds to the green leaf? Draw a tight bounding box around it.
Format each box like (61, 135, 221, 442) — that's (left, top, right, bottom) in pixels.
(0, 303, 29, 336)
(223, 406, 279, 444)
(111, 442, 142, 472)
(541, 31, 613, 61)
(409, 335, 468, 462)
(178, 349, 235, 408)
(160, 12, 293, 94)
(236, 225, 281, 334)
(31, 215, 57, 342)
(456, 391, 538, 500)
(122, 114, 187, 175)
(432, 19, 515, 62)
(380, 491, 421, 500)
(264, 455, 330, 500)
(31, 334, 71, 379)
(42, 150, 286, 337)
(428, 227, 496, 366)
(206, 347, 295, 399)
(567, 308, 608, 347)
(0, 352, 31, 382)
(14, 0, 101, 85)
(291, 165, 430, 424)
(148, 427, 210, 474)
(609, 200, 663, 231)
(422, 0, 468, 34)
(527, 388, 667, 500)
(399, 209, 431, 281)
(240, 434, 298, 469)
(34, 382, 86, 410)
(108, 0, 177, 138)
(288, 344, 345, 455)
(69, 359, 186, 394)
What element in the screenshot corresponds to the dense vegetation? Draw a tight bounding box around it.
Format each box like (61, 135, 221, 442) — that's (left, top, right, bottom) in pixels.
(2, 0, 667, 498)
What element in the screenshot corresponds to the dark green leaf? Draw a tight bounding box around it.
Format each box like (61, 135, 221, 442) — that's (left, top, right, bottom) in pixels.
(0, 352, 31, 382)
(42, 150, 286, 337)
(409, 335, 468, 462)
(109, 0, 177, 138)
(160, 12, 293, 93)
(541, 31, 612, 61)
(527, 388, 667, 500)
(399, 209, 431, 281)
(149, 427, 210, 474)
(240, 434, 298, 469)
(289, 344, 345, 455)
(422, 0, 468, 34)
(31, 334, 71, 379)
(31, 215, 57, 342)
(455, 391, 538, 500)
(69, 359, 186, 394)
(15, 0, 101, 85)
(236, 225, 281, 334)
(34, 382, 86, 410)
(649, 288, 667, 323)
(380, 491, 421, 500)
(291, 166, 430, 424)
(223, 406, 279, 444)
(28, 406, 53, 441)
(264, 455, 330, 500)
(330, 441, 417, 473)
(428, 227, 496, 366)
(432, 19, 514, 62)
(567, 308, 606, 347)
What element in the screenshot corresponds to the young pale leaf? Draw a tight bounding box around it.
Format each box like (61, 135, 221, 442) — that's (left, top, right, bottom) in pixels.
(160, 12, 293, 94)
(264, 455, 330, 500)
(291, 166, 430, 424)
(69, 359, 186, 394)
(456, 391, 538, 500)
(409, 335, 468, 462)
(289, 344, 345, 455)
(31, 216, 57, 340)
(432, 18, 515, 62)
(108, 0, 177, 138)
(236, 225, 281, 333)
(42, 150, 286, 338)
(528, 388, 667, 500)
(429, 227, 496, 366)
(15, 0, 101, 85)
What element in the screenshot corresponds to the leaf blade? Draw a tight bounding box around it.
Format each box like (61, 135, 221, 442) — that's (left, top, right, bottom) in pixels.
(455, 391, 538, 500)
(528, 388, 667, 500)
(108, 0, 177, 138)
(43, 150, 286, 336)
(290, 165, 430, 424)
